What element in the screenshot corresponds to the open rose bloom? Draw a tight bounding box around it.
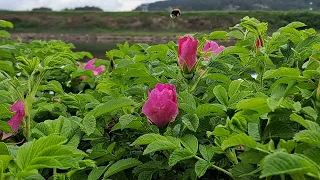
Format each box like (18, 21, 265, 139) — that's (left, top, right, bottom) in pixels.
(79, 58, 105, 80)
(8, 100, 25, 132)
(178, 36, 198, 72)
(202, 41, 225, 56)
(142, 83, 179, 127)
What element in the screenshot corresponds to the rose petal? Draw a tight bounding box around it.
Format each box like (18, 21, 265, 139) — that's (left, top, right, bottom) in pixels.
(95, 65, 105, 75)
(84, 58, 98, 71)
(142, 98, 178, 127)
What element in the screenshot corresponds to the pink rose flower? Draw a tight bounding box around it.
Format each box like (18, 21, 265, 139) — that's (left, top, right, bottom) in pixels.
(79, 58, 105, 80)
(142, 83, 179, 127)
(178, 36, 198, 72)
(8, 100, 25, 132)
(202, 41, 225, 55)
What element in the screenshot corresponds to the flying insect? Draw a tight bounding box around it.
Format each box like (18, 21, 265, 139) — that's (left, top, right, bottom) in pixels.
(170, 8, 181, 19)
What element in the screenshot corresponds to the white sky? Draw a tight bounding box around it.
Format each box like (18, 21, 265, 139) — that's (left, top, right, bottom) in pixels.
(0, 0, 162, 11)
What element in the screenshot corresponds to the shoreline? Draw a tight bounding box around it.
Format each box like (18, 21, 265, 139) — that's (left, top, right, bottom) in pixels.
(11, 33, 180, 43)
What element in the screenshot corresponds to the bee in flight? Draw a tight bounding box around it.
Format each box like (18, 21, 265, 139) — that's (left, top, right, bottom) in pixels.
(170, 8, 181, 19)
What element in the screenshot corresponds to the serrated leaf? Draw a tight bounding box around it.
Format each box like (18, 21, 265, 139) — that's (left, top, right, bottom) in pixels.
(199, 145, 214, 161)
(88, 166, 108, 180)
(143, 138, 180, 155)
(290, 113, 320, 131)
(38, 80, 64, 94)
(301, 106, 318, 121)
(181, 134, 198, 155)
(104, 158, 142, 178)
(0, 142, 9, 155)
(230, 162, 257, 179)
(260, 152, 315, 178)
(119, 114, 137, 130)
(138, 171, 154, 180)
(264, 67, 300, 79)
(228, 80, 242, 98)
(168, 148, 194, 166)
(195, 104, 226, 118)
(179, 92, 196, 110)
(195, 159, 211, 178)
(88, 97, 135, 118)
(131, 133, 167, 146)
(213, 85, 228, 106)
(182, 114, 199, 132)
(294, 130, 320, 148)
(31, 116, 82, 147)
(221, 133, 257, 151)
(83, 115, 96, 136)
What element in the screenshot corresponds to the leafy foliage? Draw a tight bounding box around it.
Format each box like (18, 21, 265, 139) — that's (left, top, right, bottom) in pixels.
(0, 17, 320, 180)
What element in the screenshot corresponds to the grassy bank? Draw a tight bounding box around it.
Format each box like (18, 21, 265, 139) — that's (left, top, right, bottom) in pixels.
(1, 11, 320, 35)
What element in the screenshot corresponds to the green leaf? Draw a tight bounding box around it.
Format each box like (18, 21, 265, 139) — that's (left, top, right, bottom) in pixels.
(131, 133, 167, 146)
(0, 20, 13, 28)
(285, 22, 306, 29)
(267, 98, 280, 112)
(31, 116, 82, 147)
(213, 85, 229, 106)
(88, 97, 135, 118)
(238, 149, 267, 164)
(181, 134, 198, 155)
(179, 92, 196, 111)
(264, 67, 300, 79)
(0, 30, 10, 38)
(290, 113, 320, 131)
(301, 106, 318, 121)
(143, 137, 180, 155)
(88, 166, 108, 180)
(294, 130, 320, 148)
(119, 114, 137, 130)
(208, 31, 227, 40)
(230, 162, 257, 179)
(260, 152, 315, 178)
(0, 142, 9, 155)
(195, 159, 211, 178)
(199, 145, 214, 161)
(248, 122, 260, 141)
(206, 73, 232, 85)
(38, 80, 64, 94)
(83, 115, 96, 136)
(0, 61, 14, 74)
(16, 135, 86, 174)
(103, 158, 142, 178)
(237, 98, 271, 115)
(182, 114, 199, 132)
(228, 80, 242, 98)
(0, 121, 13, 133)
(138, 171, 154, 180)
(168, 148, 194, 166)
(221, 133, 257, 151)
(277, 139, 296, 153)
(195, 104, 226, 118)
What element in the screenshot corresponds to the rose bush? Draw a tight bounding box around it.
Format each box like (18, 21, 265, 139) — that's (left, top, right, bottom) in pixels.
(0, 17, 320, 180)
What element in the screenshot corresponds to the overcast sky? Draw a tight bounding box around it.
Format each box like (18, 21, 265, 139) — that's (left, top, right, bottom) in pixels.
(0, 0, 162, 11)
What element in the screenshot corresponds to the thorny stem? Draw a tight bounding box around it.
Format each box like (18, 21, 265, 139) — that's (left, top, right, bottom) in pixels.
(194, 156, 234, 179)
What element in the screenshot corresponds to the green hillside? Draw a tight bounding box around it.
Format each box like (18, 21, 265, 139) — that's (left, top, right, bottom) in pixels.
(135, 0, 319, 11)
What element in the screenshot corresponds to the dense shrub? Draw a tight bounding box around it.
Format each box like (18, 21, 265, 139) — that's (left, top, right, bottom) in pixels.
(0, 17, 320, 180)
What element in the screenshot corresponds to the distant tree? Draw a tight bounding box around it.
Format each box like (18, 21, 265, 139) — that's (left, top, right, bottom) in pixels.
(64, 6, 103, 11)
(32, 7, 53, 11)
